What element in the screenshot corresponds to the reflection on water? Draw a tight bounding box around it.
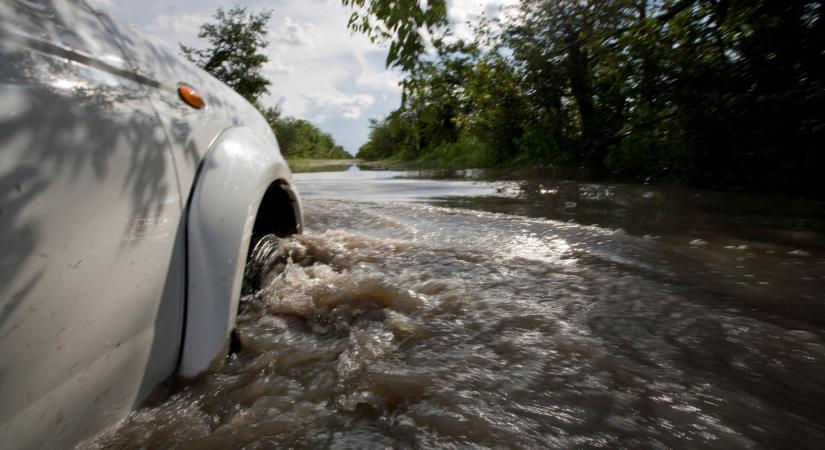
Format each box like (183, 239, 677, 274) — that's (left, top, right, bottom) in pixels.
(83, 170, 825, 448)
(295, 170, 519, 203)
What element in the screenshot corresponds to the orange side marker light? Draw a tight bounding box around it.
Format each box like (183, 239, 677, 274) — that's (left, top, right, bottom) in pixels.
(178, 84, 205, 109)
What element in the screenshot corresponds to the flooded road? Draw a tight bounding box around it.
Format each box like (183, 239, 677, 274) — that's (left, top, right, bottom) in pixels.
(85, 168, 825, 448)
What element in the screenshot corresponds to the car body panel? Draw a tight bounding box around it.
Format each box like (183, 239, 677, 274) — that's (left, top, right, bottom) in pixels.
(95, 7, 275, 191)
(93, 3, 302, 377)
(0, 0, 302, 447)
(0, 1, 184, 447)
(182, 126, 296, 376)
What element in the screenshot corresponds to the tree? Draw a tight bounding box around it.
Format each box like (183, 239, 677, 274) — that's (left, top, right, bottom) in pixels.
(358, 0, 825, 194)
(260, 107, 351, 159)
(181, 6, 272, 106)
(341, 0, 448, 71)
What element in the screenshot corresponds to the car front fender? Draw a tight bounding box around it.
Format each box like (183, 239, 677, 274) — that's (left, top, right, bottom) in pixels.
(179, 126, 298, 377)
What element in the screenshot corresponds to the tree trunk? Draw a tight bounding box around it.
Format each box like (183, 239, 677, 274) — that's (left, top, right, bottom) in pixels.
(563, 24, 601, 165)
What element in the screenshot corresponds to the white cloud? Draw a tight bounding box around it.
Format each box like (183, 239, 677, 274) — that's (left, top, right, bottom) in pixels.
(145, 13, 212, 47)
(446, 0, 519, 43)
(306, 93, 375, 120)
(264, 58, 294, 75)
(355, 65, 402, 93)
(272, 17, 321, 47)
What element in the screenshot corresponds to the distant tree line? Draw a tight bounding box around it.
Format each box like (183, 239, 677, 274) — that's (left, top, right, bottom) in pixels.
(260, 107, 350, 159)
(182, 6, 349, 160)
(355, 0, 824, 194)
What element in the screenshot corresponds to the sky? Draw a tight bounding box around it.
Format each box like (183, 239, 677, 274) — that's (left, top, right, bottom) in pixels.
(88, 0, 517, 155)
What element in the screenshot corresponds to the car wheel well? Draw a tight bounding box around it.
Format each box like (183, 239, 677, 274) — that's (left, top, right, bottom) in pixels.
(249, 180, 299, 252)
(242, 180, 299, 295)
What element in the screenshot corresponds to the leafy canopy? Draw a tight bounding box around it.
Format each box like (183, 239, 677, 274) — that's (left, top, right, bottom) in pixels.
(341, 0, 448, 71)
(182, 6, 272, 106)
(357, 0, 825, 195)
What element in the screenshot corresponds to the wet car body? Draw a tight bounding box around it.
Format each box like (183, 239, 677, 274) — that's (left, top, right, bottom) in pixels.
(0, 0, 302, 448)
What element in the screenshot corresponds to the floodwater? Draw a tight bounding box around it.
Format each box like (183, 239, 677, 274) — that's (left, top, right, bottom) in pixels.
(83, 166, 825, 449)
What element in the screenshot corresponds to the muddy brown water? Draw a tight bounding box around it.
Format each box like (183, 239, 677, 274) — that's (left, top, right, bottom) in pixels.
(82, 167, 825, 449)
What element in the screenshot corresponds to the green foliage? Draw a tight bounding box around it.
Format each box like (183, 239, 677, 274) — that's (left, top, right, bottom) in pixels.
(358, 0, 825, 195)
(181, 6, 272, 106)
(357, 112, 413, 161)
(412, 138, 492, 169)
(341, 0, 448, 71)
(261, 108, 350, 160)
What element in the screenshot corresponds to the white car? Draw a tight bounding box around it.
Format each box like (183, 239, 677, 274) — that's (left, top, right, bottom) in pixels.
(0, 0, 302, 448)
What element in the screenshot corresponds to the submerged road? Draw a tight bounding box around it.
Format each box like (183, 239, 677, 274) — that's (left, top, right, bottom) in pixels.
(85, 167, 825, 448)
